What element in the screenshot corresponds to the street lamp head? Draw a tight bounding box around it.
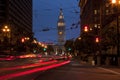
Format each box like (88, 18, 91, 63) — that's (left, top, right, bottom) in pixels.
(5, 26, 8, 28)
(112, 0, 120, 4)
(2, 26, 10, 32)
(112, 0, 116, 4)
(7, 29, 10, 32)
(78, 37, 81, 40)
(2, 29, 6, 32)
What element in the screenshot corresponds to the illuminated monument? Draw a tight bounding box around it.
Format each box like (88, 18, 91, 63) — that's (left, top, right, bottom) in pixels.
(55, 8, 66, 54)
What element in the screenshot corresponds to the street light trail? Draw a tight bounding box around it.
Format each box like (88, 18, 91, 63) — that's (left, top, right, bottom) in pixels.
(0, 60, 57, 72)
(0, 60, 70, 80)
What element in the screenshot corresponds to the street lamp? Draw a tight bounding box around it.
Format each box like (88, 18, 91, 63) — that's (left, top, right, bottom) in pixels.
(2, 26, 10, 33)
(2, 25, 11, 52)
(112, 0, 120, 4)
(2, 25, 10, 40)
(111, 0, 120, 65)
(78, 37, 81, 40)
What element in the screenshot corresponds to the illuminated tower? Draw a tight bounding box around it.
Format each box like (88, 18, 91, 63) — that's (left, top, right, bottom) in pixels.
(56, 8, 66, 54)
(57, 8, 65, 45)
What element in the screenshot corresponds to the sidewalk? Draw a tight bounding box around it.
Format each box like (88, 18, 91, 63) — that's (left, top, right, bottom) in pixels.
(79, 60, 120, 75)
(99, 65, 120, 74)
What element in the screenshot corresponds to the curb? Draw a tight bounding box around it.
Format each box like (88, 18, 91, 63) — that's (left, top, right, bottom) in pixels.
(98, 67, 120, 75)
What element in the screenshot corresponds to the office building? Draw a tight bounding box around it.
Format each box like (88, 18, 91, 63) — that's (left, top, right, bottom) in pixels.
(0, 0, 32, 45)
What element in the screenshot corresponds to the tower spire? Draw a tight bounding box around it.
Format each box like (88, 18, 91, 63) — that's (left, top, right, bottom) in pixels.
(60, 8, 63, 15)
(57, 8, 65, 45)
(56, 8, 66, 54)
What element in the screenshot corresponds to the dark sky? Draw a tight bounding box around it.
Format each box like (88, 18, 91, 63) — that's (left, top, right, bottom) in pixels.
(33, 0, 80, 43)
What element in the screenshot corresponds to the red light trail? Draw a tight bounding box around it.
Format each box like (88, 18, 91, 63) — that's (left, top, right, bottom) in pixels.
(0, 60, 70, 80)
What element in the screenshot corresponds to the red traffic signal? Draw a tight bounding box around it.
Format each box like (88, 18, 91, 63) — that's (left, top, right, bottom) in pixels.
(83, 25, 89, 32)
(95, 37, 100, 43)
(21, 38, 25, 43)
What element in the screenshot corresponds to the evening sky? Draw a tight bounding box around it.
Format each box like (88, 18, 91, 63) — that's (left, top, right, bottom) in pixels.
(33, 0, 80, 43)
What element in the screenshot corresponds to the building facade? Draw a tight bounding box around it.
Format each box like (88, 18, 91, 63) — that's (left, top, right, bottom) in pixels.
(0, 0, 32, 45)
(79, 0, 120, 65)
(55, 8, 66, 54)
(57, 8, 65, 46)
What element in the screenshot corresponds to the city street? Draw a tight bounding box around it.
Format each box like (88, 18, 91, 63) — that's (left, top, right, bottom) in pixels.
(32, 60, 120, 80)
(0, 57, 70, 80)
(0, 0, 120, 80)
(0, 59, 119, 80)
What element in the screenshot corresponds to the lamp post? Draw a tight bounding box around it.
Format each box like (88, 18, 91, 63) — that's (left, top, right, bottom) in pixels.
(111, 0, 120, 65)
(2, 25, 11, 52)
(2, 26, 10, 42)
(2, 26, 10, 34)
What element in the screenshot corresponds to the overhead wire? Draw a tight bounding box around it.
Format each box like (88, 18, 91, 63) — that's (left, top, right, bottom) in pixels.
(33, 0, 80, 41)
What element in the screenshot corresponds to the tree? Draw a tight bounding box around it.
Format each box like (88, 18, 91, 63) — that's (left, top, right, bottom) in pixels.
(64, 39, 74, 52)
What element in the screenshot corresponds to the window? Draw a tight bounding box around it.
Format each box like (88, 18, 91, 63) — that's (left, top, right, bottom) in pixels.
(59, 31, 63, 35)
(94, 24, 97, 28)
(59, 15, 63, 19)
(94, 10, 97, 14)
(106, 10, 109, 15)
(58, 22, 65, 26)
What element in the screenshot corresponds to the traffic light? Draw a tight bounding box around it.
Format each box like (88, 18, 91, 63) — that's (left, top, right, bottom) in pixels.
(43, 48, 46, 51)
(95, 37, 100, 43)
(21, 38, 25, 43)
(68, 47, 71, 51)
(83, 25, 89, 32)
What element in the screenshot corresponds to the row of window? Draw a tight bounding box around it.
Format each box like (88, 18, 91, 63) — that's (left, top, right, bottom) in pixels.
(94, 9, 112, 15)
(8, 1, 32, 32)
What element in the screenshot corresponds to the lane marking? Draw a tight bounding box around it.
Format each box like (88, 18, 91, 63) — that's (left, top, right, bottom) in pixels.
(98, 67, 120, 75)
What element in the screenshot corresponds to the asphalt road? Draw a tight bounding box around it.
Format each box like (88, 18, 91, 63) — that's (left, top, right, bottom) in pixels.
(9, 60, 120, 80)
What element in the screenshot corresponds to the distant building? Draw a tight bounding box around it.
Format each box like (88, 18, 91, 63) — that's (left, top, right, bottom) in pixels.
(57, 8, 66, 46)
(79, 0, 102, 34)
(55, 8, 66, 54)
(0, 0, 32, 45)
